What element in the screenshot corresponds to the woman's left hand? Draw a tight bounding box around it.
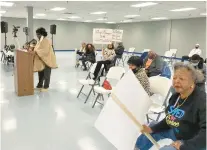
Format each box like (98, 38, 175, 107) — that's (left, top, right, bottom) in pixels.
(171, 141, 182, 150)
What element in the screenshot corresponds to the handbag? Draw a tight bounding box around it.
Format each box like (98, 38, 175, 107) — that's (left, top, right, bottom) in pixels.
(102, 80, 112, 90)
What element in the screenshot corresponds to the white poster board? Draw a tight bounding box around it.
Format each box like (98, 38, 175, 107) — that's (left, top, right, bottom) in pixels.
(95, 70, 152, 150)
(93, 28, 113, 44)
(112, 29, 123, 42)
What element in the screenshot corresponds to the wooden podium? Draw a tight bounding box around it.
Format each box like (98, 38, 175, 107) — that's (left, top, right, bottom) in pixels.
(14, 50, 34, 96)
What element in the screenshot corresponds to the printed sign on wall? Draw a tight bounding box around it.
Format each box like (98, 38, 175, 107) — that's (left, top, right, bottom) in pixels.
(112, 29, 123, 42)
(93, 28, 123, 44)
(93, 28, 113, 44)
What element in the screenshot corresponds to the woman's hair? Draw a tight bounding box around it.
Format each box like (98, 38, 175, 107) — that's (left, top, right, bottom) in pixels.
(85, 43, 95, 52)
(107, 43, 114, 50)
(174, 62, 204, 84)
(127, 56, 143, 68)
(191, 54, 204, 69)
(36, 27, 48, 37)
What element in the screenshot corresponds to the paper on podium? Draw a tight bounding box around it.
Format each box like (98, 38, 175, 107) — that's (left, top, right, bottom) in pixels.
(95, 70, 153, 150)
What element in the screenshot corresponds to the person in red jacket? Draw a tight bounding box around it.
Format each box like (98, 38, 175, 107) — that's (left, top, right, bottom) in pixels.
(134, 62, 206, 150)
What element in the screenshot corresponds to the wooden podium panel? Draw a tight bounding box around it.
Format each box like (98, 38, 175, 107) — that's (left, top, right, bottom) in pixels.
(14, 50, 34, 96)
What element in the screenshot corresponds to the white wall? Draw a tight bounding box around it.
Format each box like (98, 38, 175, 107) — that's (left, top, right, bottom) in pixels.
(1, 17, 206, 58)
(1, 17, 115, 50)
(116, 17, 206, 58)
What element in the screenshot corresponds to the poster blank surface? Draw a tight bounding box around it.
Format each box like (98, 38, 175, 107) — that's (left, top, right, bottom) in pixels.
(95, 70, 152, 150)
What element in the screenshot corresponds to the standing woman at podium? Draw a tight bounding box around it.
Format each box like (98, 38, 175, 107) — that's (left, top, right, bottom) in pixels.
(33, 27, 58, 92)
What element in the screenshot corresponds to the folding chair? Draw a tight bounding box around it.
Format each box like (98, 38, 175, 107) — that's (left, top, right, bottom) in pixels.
(160, 61, 171, 79)
(116, 55, 125, 66)
(146, 76, 172, 123)
(163, 50, 174, 65)
(169, 49, 177, 58)
(92, 66, 125, 108)
(124, 47, 135, 62)
(77, 63, 104, 103)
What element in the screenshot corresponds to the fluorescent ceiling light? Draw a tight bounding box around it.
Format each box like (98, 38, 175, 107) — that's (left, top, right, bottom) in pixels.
(124, 15, 140, 18)
(106, 22, 116, 24)
(51, 7, 66, 11)
(85, 20, 92, 22)
(170, 8, 196, 12)
(0, 2, 14, 7)
(36, 13, 46, 16)
(68, 16, 80, 19)
(90, 11, 107, 15)
(151, 17, 168, 20)
(57, 18, 67, 20)
(200, 13, 207, 16)
(96, 18, 107, 21)
(122, 20, 132, 23)
(0, 10, 6, 13)
(131, 2, 157, 8)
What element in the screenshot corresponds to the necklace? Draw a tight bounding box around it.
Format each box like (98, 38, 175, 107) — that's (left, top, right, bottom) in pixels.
(174, 96, 188, 109)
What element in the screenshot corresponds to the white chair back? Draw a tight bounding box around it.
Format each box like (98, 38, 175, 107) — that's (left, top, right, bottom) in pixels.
(128, 47, 135, 53)
(169, 49, 177, 54)
(149, 76, 172, 98)
(89, 63, 104, 74)
(89, 63, 97, 73)
(106, 66, 125, 80)
(143, 49, 150, 52)
(164, 51, 173, 57)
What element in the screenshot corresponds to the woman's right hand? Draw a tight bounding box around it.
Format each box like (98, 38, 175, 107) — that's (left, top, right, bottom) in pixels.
(141, 125, 153, 134)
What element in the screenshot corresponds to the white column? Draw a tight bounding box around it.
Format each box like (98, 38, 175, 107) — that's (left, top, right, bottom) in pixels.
(26, 6, 34, 41)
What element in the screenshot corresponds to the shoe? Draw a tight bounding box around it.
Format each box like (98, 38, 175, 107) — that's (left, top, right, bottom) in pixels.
(83, 68, 87, 71)
(75, 63, 80, 68)
(40, 88, 48, 92)
(34, 87, 42, 90)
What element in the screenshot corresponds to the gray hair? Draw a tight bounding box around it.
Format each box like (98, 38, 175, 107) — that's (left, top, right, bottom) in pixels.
(174, 62, 204, 83)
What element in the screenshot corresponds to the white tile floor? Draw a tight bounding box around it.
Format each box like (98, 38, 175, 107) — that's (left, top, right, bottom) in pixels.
(2, 52, 202, 150)
(1, 52, 117, 150)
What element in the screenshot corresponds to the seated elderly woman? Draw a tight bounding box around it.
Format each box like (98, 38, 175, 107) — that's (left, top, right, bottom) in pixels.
(135, 62, 206, 150)
(127, 56, 152, 96)
(93, 43, 116, 80)
(144, 50, 164, 77)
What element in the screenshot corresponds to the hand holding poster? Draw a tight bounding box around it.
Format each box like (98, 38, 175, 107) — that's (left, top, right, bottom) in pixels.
(95, 70, 159, 150)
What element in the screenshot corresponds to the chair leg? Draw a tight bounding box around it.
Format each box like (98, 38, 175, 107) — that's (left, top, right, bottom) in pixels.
(146, 114, 150, 124)
(156, 113, 162, 122)
(101, 94, 104, 101)
(84, 86, 94, 103)
(92, 93, 100, 108)
(121, 58, 125, 66)
(77, 85, 84, 98)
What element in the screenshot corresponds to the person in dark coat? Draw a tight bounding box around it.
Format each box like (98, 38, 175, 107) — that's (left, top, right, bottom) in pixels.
(114, 42, 125, 63)
(80, 43, 96, 71)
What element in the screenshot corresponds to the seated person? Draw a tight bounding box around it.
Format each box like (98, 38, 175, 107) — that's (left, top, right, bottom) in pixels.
(93, 43, 116, 80)
(79, 43, 96, 71)
(114, 42, 125, 63)
(190, 54, 206, 92)
(181, 44, 202, 62)
(76, 42, 86, 67)
(127, 56, 152, 96)
(135, 62, 206, 150)
(144, 50, 164, 77)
